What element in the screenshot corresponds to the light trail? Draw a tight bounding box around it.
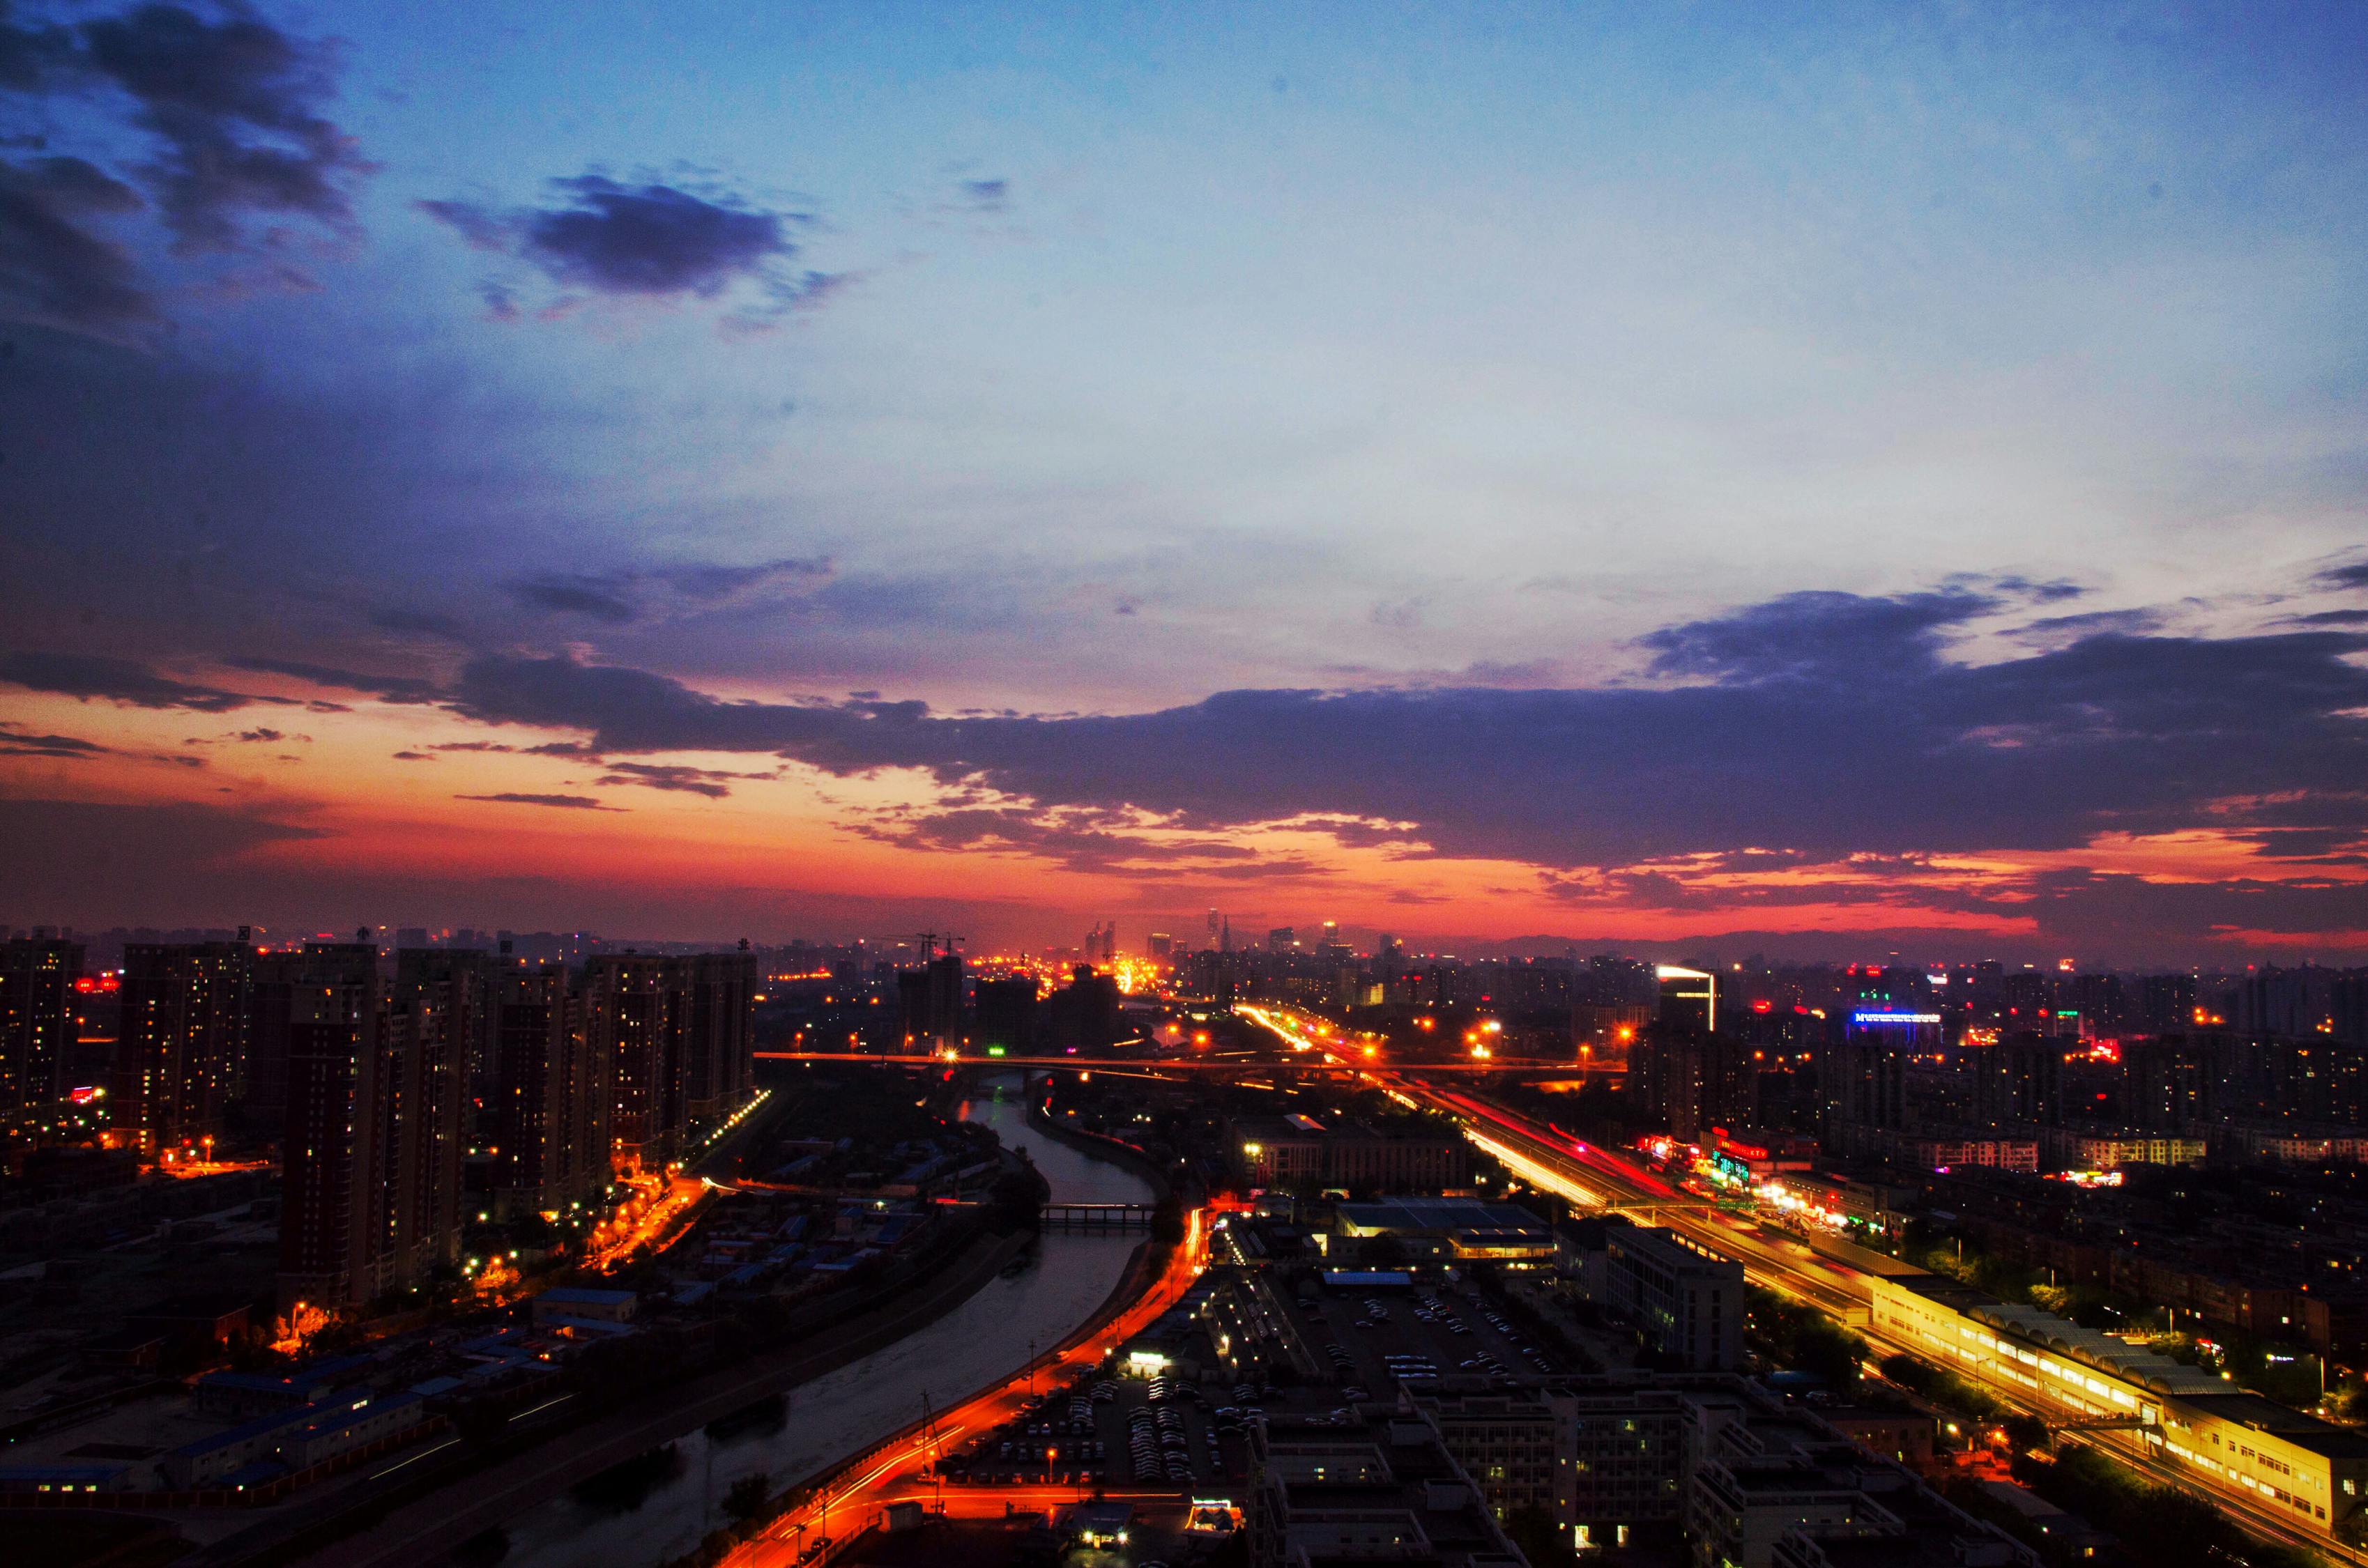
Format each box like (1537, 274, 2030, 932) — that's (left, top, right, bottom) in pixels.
(1424, 1083, 2367, 1564)
(721, 1209, 1210, 1568)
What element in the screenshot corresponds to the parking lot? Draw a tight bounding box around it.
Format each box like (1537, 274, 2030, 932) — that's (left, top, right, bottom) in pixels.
(1285, 1275, 1575, 1395)
(937, 1368, 1260, 1493)
(932, 1272, 1573, 1498)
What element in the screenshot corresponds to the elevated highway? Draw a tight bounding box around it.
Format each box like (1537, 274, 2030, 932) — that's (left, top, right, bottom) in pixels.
(753, 1050, 1598, 1075)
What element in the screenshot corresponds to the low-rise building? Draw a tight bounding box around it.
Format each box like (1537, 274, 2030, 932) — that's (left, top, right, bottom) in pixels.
(1247, 1406, 1530, 1568)
(1234, 1114, 1472, 1193)
(164, 1388, 430, 1489)
(1330, 1197, 1555, 1265)
(531, 1285, 639, 1325)
(2040, 1126, 2208, 1170)
(1564, 1220, 1745, 1370)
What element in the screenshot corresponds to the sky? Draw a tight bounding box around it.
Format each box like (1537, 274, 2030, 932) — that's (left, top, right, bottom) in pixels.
(2, 1, 2366, 963)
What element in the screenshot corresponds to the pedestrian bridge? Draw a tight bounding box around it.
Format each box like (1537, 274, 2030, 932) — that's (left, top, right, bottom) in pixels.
(1041, 1202, 1158, 1230)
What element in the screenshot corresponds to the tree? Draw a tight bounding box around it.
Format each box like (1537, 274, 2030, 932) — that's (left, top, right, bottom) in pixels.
(724, 1473, 771, 1525)
(1503, 1505, 1574, 1568)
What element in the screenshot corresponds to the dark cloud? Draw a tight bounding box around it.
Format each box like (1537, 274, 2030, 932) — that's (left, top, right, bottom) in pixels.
(1986, 574, 2086, 604)
(0, 155, 155, 335)
(1637, 588, 1991, 683)
(75, 1, 372, 256)
(667, 557, 833, 599)
(420, 175, 800, 302)
(2004, 607, 2164, 647)
(224, 656, 443, 702)
(231, 726, 282, 741)
(0, 722, 109, 758)
(456, 792, 622, 810)
(851, 804, 1266, 877)
(499, 558, 833, 624)
(369, 606, 466, 638)
(0, 649, 270, 711)
(593, 760, 772, 798)
(2317, 560, 2368, 591)
(390, 749, 431, 760)
(504, 574, 636, 623)
(0, 3, 75, 89)
(2282, 608, 2368, 627)
(958, 177, 1007, 211)
(440, 592, 2368, 891)
(0, 2, 370, 338)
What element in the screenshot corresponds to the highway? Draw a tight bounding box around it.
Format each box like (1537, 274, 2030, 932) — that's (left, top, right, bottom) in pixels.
(1393, 1079, 2365, 1567)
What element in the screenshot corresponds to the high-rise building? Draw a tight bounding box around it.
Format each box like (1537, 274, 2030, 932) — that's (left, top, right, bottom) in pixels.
(973, 976, 1039, 1052)
(581, 951, 754, 1163)
(2336, 974, 2368, 1049)
(2119, 1032, 2217, 1129)
(896, 966, 935, 1052)
(2140, 973, 2200, 1033)
(1654, 964, 1716, 1034)
(276, 941, 386, 1312)
(1045, 964, 1120, 1052)
(679, 949, 757, 1118)
(1631, 1027, 1757, 1141)
(1266, 926, 1295, 953)
(490, 963, 609, 1217)
(273, 938, 474, 1312)
(116, 940, 253, 1153)
(1817, 1007, 1928, 1152)
(584, 953, 680, 1167)
(385, 950, 484, 1284)
(1969, 1031, 2063, 1130)
(1, 935, 80, 1111)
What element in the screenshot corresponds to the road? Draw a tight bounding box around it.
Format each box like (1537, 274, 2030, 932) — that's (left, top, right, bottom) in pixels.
(724, 1208, 1209, 1568)
(583, 1171, 710, 1273)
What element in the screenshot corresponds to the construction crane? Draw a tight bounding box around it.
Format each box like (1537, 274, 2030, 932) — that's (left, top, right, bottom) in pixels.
(887, 932, 964, 960)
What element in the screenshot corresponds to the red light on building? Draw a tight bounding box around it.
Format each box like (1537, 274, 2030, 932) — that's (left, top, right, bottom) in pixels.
(1752, 999, 1772, 1014)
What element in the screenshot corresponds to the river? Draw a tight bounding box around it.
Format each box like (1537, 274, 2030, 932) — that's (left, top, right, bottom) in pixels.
(491, 1073, 1153, 1568)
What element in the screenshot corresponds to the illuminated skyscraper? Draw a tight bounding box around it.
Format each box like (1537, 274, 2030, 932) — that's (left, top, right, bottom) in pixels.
(0, 935, 79, 1112)
(1654, 965, 1716, 1034)
(276, 940, 384, 1311)
(584, 953, 678, 1166)
(491, 963, 609, 1216)
(117, 940, 252, 1153)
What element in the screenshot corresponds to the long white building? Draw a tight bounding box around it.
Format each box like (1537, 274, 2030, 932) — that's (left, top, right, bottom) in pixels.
(1869, 1273, 2368, 1546)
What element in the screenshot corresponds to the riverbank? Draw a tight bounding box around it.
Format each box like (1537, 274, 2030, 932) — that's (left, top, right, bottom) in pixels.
(223, 1224, 1034, 1568)
(707, 1216, 1191, 1568)
(1025, 1096, 1172, 1201)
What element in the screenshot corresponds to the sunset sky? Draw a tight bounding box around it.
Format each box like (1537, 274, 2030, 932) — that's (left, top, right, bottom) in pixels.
(3, 2, 2366, 960)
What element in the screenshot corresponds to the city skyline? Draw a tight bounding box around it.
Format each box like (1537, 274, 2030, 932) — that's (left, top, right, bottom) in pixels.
(4, 3, 2368, 960)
